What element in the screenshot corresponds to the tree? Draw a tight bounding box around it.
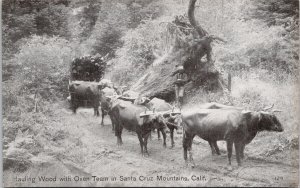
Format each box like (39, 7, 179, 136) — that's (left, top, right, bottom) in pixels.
(87, 1, 131, 56)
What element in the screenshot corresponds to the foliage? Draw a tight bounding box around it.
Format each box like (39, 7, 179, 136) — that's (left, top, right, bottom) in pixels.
(3, 106, 69, 172)
(87, 1, 131, 56)
(2, 0, 71, 58)
(247, 0, 299, 27)
(3, 35, 74, 116)
(68, 0, 102, 41)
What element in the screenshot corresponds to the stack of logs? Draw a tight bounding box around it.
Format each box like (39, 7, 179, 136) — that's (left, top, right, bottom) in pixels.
(70, 54, 107, 82)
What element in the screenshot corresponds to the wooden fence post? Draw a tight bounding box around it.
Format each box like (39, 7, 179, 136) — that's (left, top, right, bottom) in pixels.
(228, 73, 231, 93)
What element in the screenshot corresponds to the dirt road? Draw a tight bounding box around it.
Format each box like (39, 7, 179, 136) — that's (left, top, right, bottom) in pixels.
(5, 107, 299, 187)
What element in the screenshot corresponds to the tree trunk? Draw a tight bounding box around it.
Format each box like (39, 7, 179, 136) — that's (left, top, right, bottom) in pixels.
(188, 0, 207, 38)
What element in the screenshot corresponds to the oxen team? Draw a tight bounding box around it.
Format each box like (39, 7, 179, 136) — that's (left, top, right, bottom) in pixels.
(68, 79, 284, 167)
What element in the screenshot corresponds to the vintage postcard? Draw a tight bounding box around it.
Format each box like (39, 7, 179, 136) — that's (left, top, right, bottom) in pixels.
(2, 0, 299, 187)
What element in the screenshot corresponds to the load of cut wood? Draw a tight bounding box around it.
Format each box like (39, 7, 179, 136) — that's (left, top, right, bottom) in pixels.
(70, 54, 107, 82)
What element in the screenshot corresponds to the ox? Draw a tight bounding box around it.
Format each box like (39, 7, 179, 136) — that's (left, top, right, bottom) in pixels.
(100, 87, 118, 128)
(145, 97, 181, 148)
(181, 108, 283, 166)
(196, 102, 242, 155)
(110, 100, 167, 156)
(69, 81, 101, 116)
(101, 89, 151, 131)
(98, 79, 114, 89)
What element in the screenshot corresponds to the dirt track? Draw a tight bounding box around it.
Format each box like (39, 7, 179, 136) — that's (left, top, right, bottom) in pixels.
(4, 107, 299, 187)
(65, 108, 299, 187)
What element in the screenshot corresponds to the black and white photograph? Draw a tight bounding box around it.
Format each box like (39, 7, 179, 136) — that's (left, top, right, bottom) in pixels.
(2, 0, 299, 187)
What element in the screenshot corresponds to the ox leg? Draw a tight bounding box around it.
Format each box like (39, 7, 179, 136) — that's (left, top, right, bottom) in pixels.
(226, 140, 233, 166)
(209, 141, 217, 155)
(96, 107, 100, 116)
(183, 133, 189, 161)
(149, 129, 155, 141)
(157, 129, 161, 140)
(160, 128, 167, 148)
(241, 145, 245, 159)
(116, 126, 123, 146)
(111, 121, 115, 132)
(108, 113, 115, 132)
(143, 132, 151, 156)
(72, 103, 77, 114)
(213, 141, 221, 155)
(170, 128, 175, 148)
(101, 109, 105, 126)
(94, 106, 99, 116)
(234, 142, 243, 166)
(183, 132, 195, 166)
(137, 134, 144, 156)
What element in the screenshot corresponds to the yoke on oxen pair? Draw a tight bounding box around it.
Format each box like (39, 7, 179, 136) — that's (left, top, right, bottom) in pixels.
(180, 104, 284, 167)
(100, 90, 149, 130)
(144, 97, 182, 148)
(68, 81, 101, 116)
(110, 100, 169, 156)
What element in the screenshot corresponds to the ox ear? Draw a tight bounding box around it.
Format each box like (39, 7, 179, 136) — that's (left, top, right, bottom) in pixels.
(272, 109, 282, 113)
(263, 104, 274, 111)
(257, 112, 262, 122)
(241, 110, 253, 121)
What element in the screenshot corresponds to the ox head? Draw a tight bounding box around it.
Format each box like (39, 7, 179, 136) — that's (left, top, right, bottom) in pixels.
(161, 107, 182, 129)
(257, 104, 284, 132)
(105, 95, 122, 111)
(141, 113, 167, 132)
(151, 114, 168, 130)
(168, 113, 182, 129)
(243, 104, 284, 132)
(257, 112, 284, 132)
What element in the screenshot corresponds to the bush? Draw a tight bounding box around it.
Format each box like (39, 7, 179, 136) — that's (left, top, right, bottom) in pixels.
(15, 36, 73, 94)
(3, 106, 69, 172)
(215, 17, 299, 79)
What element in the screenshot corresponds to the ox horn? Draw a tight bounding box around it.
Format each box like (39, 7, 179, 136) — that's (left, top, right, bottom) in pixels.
(170, 112, 177, 119)
(272, 109, 282, 113)
(263, 104, 274, 111)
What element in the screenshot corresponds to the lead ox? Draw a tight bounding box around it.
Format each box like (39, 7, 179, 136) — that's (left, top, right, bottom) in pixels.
(196, 102, 242, 155)
(69, 81, 101, 116)
(182, 108, 283, 166)
(110, 100, 167, 156)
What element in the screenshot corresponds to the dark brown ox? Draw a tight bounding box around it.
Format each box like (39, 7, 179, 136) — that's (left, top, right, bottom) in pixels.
(110, 100, 167, 156)
(182, 108, 283, 166)
(99, 87, 118, 128)
(196, 102, 242, 155)
(145, 97, 180, 148)
(69, 81, 100, 116)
